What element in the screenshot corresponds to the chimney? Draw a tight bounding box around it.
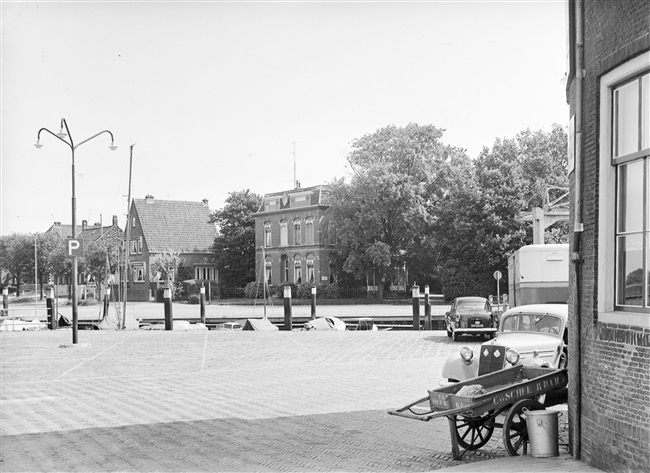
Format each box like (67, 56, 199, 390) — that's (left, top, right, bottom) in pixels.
(112, 215, 118, 226)
(145, 194, 155, 204)
(82, 220, 88, 231)
(202, 198, 209, 207)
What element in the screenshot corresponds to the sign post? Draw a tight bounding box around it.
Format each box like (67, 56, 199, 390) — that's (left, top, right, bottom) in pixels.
(493, 270, 502, 312)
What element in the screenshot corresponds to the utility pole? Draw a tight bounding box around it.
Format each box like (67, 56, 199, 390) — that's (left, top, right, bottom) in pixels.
(122, 144, 135, 328)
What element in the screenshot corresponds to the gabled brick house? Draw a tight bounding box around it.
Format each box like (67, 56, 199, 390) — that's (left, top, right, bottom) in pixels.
(126, 195, 218, 302)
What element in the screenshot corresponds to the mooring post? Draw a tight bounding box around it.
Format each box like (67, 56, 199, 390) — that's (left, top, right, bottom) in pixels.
(412, 284, 420, 330)
(283, 286, 292, 331)
(424, 285, 431, 330)
(46, 287, 56, 330)
(200, 286, 206, 324)
(164, 286, 173, 330)
(103, 287, 110, 319)
(311, 286, 317, 319)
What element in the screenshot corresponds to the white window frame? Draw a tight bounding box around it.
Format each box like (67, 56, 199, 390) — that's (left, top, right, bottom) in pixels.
(294, 257, 302, 284)
(264, 222, 272, 248)
(305, 217, 315, 245)
(280, 220, 288, 246)
(293, 219, 302, 245)
(133, 263, 145, 283)
(597, 51, 650, 327)
(265, 260, 272, 285)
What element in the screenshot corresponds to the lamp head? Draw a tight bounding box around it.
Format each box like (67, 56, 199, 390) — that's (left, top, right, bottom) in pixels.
(109, 142, 117, 151)
(57, 127, 67, 139)
(34, 140, 43, 149)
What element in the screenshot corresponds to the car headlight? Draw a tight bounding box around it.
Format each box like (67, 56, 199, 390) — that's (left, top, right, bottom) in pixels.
(505, 349, 520, 365)
(460, 346, 474, 364)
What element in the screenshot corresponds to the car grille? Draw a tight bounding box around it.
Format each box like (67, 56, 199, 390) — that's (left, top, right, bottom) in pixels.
(478, 344, 506, 376)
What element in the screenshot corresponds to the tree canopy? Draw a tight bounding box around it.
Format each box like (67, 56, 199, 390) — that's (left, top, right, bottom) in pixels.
(210, 189, 262, 287)
(326, 123, 568, 300)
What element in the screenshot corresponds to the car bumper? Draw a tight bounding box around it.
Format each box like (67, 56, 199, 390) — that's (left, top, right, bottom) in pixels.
(454, 327, 497, 335)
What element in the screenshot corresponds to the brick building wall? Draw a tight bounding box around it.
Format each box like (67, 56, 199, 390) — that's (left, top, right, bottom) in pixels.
(567, 1, 650, 471)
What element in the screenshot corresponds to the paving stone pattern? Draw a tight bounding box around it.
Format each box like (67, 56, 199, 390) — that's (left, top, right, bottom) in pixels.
(0, 330, 567, 472)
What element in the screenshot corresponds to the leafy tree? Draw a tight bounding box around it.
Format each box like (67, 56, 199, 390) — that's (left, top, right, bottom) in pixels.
(326, 124, 470, 299)
(35, 232, 60, 298)
(83, 233, 122, 290)
(0, 234, 35, 295)
(151, 251, 180, 286)
(210, 189, 262, 287)
(432, 125, 568, 299)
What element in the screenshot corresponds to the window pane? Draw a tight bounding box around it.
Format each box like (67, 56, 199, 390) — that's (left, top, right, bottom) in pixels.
(615, 80, 639, 157)
(616, 234, 643, 306)
(617, 160, 643, 233)
(643, 74, 649, 150)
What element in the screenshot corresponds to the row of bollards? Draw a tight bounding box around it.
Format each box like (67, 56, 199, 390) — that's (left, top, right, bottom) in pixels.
(412, 285, 433, 331)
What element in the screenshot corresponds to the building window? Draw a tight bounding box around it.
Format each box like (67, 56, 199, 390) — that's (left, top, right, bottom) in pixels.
(613, 72, 649, 310)
(280, 220, 288, 246)
(195, 267, 216, 281)
(132, 217, 136, 228)
(133, 263, 145, 283)
(293, 219, 302, 245)
(598, 53, 650, 324)
(294, 256, 302, 284)
(265, 259, 272, 286)
(264, 222, 272, 248)
(306, 255, 315, 283)
(281, 256, 289, 283)
(130, 237, 142, 255)
(305, 217, 314, 245)
(265, 199, 279, 212)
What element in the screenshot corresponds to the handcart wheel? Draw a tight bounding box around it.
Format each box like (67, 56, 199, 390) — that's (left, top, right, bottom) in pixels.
(451, 412, 495, 450)
(502, 399, 544, 456)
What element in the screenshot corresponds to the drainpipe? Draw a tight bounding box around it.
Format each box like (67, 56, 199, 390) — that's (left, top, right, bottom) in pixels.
(570, 0, 584, 461)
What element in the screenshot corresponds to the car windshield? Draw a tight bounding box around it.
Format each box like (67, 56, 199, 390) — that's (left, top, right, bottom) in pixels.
(501, 314, 562, 335)
(457, 301, 486, 310)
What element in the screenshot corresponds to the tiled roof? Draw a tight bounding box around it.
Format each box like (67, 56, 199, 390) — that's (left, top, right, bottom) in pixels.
(45, 224, 121, 242)
(133, 198, 217, 254)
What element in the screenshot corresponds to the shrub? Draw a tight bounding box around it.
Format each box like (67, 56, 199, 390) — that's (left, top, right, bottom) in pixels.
(297, 283, 322, 299)
(244, 281, 272, 299)
(323, 282, 341, 299)
(188, 294, 200, 304)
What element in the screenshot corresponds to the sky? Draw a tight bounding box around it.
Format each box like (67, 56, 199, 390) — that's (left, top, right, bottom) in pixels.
(1, 0, 569, 236)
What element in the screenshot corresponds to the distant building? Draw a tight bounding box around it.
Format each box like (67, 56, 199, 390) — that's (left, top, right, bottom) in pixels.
(566, 1, 649, 471)
(126, 195, 218, 302)
(44, 216, 123, 290)
(254, 185, 336, 287)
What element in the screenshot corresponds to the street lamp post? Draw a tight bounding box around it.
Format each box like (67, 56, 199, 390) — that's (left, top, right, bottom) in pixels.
(35, 118, 117, 344)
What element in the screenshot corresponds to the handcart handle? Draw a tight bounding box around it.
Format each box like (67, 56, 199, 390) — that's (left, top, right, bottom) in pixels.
(388, 397, 492, 422)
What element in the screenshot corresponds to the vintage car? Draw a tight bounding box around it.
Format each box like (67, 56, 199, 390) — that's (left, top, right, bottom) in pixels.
(441, 303, 568, 383)
(445, 296, 497, 341)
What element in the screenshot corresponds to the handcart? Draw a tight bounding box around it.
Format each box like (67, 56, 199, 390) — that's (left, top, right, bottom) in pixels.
(388, 365, 568, 460)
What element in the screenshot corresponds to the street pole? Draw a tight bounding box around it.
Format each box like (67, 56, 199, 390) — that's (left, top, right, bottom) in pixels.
(35, 118, 116, 345)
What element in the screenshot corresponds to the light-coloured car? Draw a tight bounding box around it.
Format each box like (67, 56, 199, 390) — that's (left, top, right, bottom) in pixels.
(441, 303, 568, 383)
(445, 296, 497, 341)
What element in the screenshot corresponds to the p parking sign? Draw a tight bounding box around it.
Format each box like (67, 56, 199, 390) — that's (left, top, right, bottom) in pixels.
(68, 238, 84, 257)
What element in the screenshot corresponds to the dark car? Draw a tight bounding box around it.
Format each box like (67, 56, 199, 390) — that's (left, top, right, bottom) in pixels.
(445, 296, 497, 341)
